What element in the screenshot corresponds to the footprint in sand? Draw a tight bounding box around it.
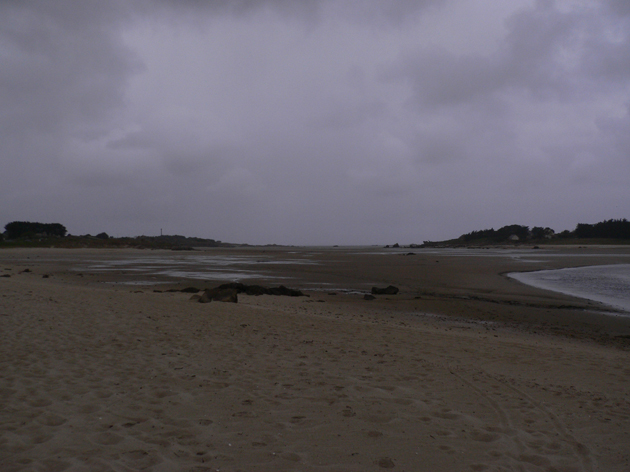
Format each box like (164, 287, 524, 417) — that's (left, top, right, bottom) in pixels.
(470, 464, 490, 471)
(432, 411, 461, 420)
(121, 449, 162, 469)
(232, 411, 258, 418)
(31, 433, 53, 444)
(377, 457, 395, 468)
(91, 431, 124, 445)
(28, 397, 52, 407)
(37, 413, 67, 427)
(469, 431, 499, 443)
(41, 459, 71, 471)
(515, 453, 552, 468)
(281, 452, 301, 462)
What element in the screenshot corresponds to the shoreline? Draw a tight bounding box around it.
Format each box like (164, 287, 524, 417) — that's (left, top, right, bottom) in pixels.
(2, 247, 630, 470)
(3, 245, 630, 339)
(508, 264, 630, 315)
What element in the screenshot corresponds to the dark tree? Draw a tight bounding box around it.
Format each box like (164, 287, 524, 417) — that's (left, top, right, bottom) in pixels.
(495, 225, 529, 241)
(4, 221, 67, 239)
(574, 219, 630, 239)
(531, 226, 555, 239)
(460, 224, 530, 243)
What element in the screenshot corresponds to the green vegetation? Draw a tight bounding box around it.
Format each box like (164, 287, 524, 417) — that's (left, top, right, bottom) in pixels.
(423, 219, 630, 247)
(459, 224, 533, 243)
(5, 221, 67, 239)
(573, 219, 630, 239)
(1, 221, 241, 249)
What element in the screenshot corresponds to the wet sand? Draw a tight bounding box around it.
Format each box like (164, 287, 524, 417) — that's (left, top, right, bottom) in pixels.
(1, 246, 630, 471)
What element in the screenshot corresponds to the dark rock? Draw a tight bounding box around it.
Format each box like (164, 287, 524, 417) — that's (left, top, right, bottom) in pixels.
(0, 274, 10, 278)
(198, 288, 238, 303)
(371, 285, 399, 295)
(216, 282, 306, 297)
(163, 287, 201, 293)
(221, 283, 270, 296)
(180, 287, 201, 293)
(364, 294, 376, 300)
(268, 285, 305, 297)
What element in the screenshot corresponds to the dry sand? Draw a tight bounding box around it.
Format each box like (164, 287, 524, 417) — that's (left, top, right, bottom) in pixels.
(1, 246, 630, 471)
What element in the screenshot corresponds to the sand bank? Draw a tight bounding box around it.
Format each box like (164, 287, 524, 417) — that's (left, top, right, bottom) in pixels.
(1, 247, 630, 471)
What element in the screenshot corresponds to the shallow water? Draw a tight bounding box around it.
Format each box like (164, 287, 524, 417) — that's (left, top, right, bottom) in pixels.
(509, 264, 630, 314)
(75, 253, 315, 282)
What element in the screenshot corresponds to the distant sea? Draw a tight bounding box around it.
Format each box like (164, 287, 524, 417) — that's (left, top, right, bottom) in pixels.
(509, 264, 630, 315)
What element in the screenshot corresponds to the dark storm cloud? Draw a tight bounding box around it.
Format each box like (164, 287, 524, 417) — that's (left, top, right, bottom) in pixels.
(0, 1, 140, 135)
(389, 0, 630, 110)
(151, 0, 441, 24)
(385, 1, 630, 183)
(154, 0, 321, 17)
(1, 0, 629, 244)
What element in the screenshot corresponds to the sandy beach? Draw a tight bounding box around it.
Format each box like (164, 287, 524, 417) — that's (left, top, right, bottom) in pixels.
(1, 246, 630, 471)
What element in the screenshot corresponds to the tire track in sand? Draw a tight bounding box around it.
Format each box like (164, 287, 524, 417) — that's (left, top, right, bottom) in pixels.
(450, 367, 595, 472)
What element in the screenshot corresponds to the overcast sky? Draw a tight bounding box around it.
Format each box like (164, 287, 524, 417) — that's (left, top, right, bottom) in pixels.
(2, 0, 629, 245)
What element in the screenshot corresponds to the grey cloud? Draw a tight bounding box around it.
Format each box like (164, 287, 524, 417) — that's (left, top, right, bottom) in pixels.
(606, 0, 630, 16)
(597, 105, 630, 151)
(333, 0, 443, 26)
(0, 0, 144, 214)
(387, 50, 501, 108)
(0, 1, 141, 135)
(582, 40, 630, 82)
(310, 100, 387, 129)
(2, 0, 629, 244)
(389, 0, 630, 110)
(106, 129, 227, 175)
(150, 0, 323, 22)
(152, 0, 442, 25)
(106, 131, 154, 151)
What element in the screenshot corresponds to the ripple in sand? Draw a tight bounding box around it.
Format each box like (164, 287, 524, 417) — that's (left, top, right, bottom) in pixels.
(91, 431, 124, 445)
(37, 414, 67, 427)
(377, 457, 395, 468)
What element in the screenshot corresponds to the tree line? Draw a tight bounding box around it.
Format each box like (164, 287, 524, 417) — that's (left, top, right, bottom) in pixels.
(1, 221, 236, 248)
(457, 219, 630, 243)
(573, 219, 630, 239)
(4, 221, 67, 239)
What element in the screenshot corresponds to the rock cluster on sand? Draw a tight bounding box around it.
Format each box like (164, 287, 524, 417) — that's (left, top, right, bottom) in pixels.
(371, 285, 399, 295)
(195, 287, 239, 303)
(189, 283, 307, 303)
(216, 282, 306, 297)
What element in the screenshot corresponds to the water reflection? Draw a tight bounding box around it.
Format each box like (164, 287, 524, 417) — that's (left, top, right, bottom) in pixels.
(75, 253, 315, 282)
(509, 264, 630, 314)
